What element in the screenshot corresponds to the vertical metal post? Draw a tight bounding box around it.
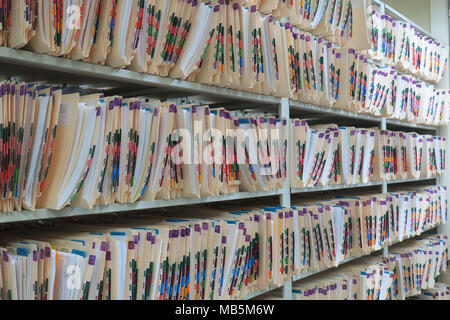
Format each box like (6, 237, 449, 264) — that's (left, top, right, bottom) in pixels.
(279, 98, 291, 209)
(380, 118, 389, 258)
(380, 118, 388, 194)
(279, 98, 293, 299)
(282, 280, 293, 300)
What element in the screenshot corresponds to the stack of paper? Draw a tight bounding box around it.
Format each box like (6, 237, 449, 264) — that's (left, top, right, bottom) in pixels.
(0, 81, 291, 214)
(25, 0, 88, 56)
(4, 0, 37, 48)
(35, 96, 287, 211)
(169, 2, 294, 97)
(329, 51, 449, 125)
(0, 206, 279, 300)
(289, 121, 373, 188)
(389, 235, 449, 299)
(365, 9, 449, 84)
(288, 186, 445, 274)
(245, 0, 371, 49)
(292, 234, 448, 300)
(0, 81, 61, 212)
(290, 121, 445, 188)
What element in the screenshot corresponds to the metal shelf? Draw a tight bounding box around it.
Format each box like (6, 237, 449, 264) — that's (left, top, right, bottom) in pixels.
(291, 177, 439, 195)
(385, 118, 439, 132)
(0, 177, 437, 225)
(290, 101, 440, 132)
(0, 46, 438, 131)
(292, 255, 365, 283)
(0, 189, 283, 224)
(243, 285, 281, 300)
(290, 100, 382, 123)
(387, 177, 438, 185)
(291, 181, 383, 195)
(0, 46, 281, 105)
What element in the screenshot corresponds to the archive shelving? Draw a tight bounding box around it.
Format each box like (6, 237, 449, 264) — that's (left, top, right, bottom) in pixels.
(0, 1, 445, 301)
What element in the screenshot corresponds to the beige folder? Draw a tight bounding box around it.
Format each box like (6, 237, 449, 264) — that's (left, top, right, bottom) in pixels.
(37, 93, 80, 209)
(105, 0, 139, 68)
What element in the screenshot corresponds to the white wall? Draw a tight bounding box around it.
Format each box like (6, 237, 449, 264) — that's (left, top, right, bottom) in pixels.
(383, 0, 431, 32)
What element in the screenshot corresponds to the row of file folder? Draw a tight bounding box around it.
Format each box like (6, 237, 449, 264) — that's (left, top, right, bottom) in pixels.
(290, 120, 446, 188)
(366, 9, 449, 84)
(334, 50, 450, 125)
(418, 283, 450, 300)
(0, 81, 287, 213)
(239, 0, 371, 49)
(1, 79, 445, 215)
(0, 0, 447, 122)
(0, 185, 444, 300)
(292, 186, 447, 273)
(292, 234, 448, 300)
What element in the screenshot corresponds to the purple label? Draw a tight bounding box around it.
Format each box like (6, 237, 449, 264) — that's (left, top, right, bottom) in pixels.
(195, 224, 201, 232)
(89, 255, 96, 266)
(203, 223, 209, 231)
(33, 251, 38, 262)
(215, 226, 221, 233)
(45, 247, 51, 258)
(106, 251, 111, 261)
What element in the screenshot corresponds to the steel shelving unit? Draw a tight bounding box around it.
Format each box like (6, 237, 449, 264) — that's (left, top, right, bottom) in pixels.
(0, 0, 445, 300)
